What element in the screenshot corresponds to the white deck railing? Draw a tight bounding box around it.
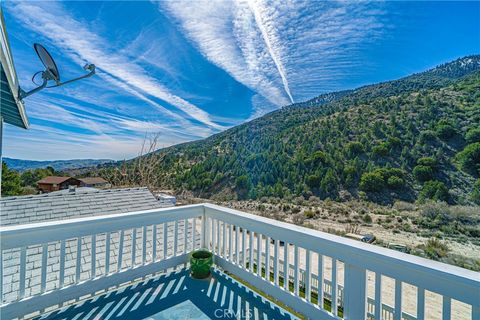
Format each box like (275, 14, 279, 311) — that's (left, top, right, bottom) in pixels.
(0, 203, 479, 319)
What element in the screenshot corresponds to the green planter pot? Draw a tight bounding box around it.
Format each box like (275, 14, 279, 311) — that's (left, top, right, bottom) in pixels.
(190, 249, 213, 279)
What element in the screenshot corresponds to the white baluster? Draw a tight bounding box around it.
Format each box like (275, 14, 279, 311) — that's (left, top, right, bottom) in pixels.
(265, 236, 270, 280)
(274, 240, 279, 286)
(152, 226, 157, 261)
(235, 225, 239, 265)
(131, 228, 137, 268)
(41, 243, 48, 293)
(442, 296, 451, 320)
(91, 234, 96, 278)
(294, 246, 299, 295)
(375, 273, 382, 320)
(318, 253, 324, 308)
(305, 249, 311, 302)
(0, 251, 2, 303)
(142, 226, 147, 265)
(472, 305, 480, 320)
(417, 286, 424, 320)
(163, 223, 168, 258)
(242, 228, 246, 267)
(222, 221, 226, 258)
(192, 218, 197, 249)
(216, 219, 220, 255)
(118, 230, 124, 271)
(249, 231, 254, 272)
(284, 244, 289, 291)
(332, 258, 337, 316)
(105, 232, 111, 275)
(174, 220, 178, 256)
(59, 240, 66, 287)
(257, 234, 262, 277)
(19, 247, 26, 299)
(201, 216, 206, 249)
(76, 238, 82, 283)
(212, 219, 216, 253)
(229, 224, 233, 261)
(394, 279, 402, 320)
(184, 219, 189, 254)
(344, 263, 366, 319)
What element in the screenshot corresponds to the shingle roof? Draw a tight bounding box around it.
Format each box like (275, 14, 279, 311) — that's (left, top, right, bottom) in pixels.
(78, 177, 108, 184)
(36, 176, 73, 184)
(0, 187, 171, 226)
(0, 187, 180, 305)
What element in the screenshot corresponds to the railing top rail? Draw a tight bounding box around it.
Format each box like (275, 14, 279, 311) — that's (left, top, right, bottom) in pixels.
(204, 203, 480, 305)
(0, 204, 204, 249)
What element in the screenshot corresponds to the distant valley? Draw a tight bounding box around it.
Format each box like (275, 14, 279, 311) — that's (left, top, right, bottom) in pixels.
(3, 158, 115, 172)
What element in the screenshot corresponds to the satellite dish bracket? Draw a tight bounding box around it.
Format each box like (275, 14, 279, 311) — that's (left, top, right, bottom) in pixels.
(46, 64, 96, 88)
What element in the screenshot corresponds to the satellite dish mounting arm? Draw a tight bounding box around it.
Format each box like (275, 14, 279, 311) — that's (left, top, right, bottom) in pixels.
(18, 71, 51, 99)
(18, 43, 96, 100)
(19, 64, 96, 100)
(48, 63, 96, 88)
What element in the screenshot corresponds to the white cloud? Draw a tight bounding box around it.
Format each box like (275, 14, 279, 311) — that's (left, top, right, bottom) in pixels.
(7, 1, 224, 131)
(246, 0, 294, 103)
(162, 0, 387, 116)
(162, 0, 292, 114)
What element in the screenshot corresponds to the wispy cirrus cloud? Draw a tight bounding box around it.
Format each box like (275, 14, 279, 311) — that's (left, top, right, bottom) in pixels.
(162, 0, 387, 114)
(246, 0, 294, 103)
(5, 0, 473, 162)
(161, 0, 292, 115)
(6, 1, 224, 131)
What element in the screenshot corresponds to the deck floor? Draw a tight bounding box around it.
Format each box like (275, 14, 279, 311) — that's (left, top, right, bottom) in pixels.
(35, 268, 299, 320)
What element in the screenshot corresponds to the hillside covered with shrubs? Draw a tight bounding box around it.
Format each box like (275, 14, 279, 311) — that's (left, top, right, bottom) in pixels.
(99, 56, 480, 205)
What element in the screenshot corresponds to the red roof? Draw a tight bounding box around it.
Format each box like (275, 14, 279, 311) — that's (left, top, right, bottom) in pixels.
(37, 176, 73, 184)
(78, 177, 108, 184)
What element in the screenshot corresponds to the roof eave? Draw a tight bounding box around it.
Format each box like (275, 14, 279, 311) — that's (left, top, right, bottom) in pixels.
(0, 9, 29, 129)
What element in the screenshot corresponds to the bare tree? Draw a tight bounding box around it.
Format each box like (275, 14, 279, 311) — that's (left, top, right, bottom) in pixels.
(102, 132, 165, 189)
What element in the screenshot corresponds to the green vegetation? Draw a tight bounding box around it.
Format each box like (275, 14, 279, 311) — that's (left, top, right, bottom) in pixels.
(415, 202, 480, 239)
(471, 179, 480, 205)
(465, 127, 480, 144)
(359, 168, 405, 193)
(1, 162, 59, 196)
(456, 142, 480, 176)
(421, 238, 450, 260)
(435, 120, 456, 140)
(92, 56, 479, 205)
(419, 180, 449, 202)
(1, 162, 22, 196)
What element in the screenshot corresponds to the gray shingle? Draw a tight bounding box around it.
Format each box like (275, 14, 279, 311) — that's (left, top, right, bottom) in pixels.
(0, 188, 186, 304)
(0, 187, 172, 226)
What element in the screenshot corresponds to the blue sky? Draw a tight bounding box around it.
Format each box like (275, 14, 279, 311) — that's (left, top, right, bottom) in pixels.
(3, 1, 479, 160)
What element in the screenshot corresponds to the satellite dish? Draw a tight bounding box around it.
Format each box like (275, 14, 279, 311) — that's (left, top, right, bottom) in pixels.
(34, 43, 60, 83)
(19, 43, 96, 100)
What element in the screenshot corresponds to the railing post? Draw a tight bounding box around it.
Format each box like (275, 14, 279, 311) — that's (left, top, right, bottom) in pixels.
(343, 263, 366, 319)
(201, 205, 206, 249)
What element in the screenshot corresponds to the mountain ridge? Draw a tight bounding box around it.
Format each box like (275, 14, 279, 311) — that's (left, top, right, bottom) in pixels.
(3, 158, 114, 172)
(80, 56, 480, 205)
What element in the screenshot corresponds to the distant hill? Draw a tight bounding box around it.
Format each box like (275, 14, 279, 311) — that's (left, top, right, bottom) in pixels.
(4, 158, 115, 171)
(97, 56, 480, 205)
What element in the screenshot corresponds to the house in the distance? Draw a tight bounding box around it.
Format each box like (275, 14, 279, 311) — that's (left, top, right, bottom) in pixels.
(78, 177, 111, 188)
(37, 176, 80, 193)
